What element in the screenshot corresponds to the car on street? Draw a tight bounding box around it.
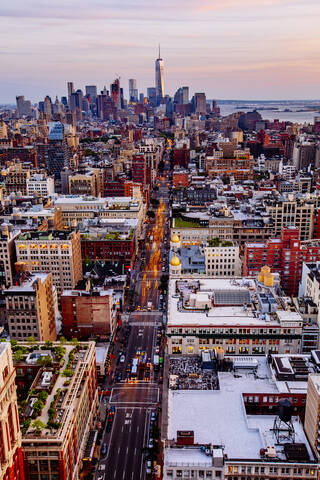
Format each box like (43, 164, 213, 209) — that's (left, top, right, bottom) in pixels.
(120, 355, 125, 363)
(101, 443, 107, 456)
(148, 439, 153, 448)
(146, 460, 152, 474)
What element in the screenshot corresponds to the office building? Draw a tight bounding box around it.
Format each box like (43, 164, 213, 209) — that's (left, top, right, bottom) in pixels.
(4, 162, 32, 195)
(155, 46, 165, 102)
(15, 230, 82, 297)
(174, 86, 189, 105)
(4, 272, 56, 341)
(26, 173, 55, 196)
(47, 122, 68, 179)
(61, 288, 115, 339)
(0, 342, 24, 480)
(129, 79, 138, 102)
(111, 78, 121, 110)
(85, 85, 97, 101)
(193, 92, 206, 114)
(67, 81, 74, 103)
(16, 95, 32, 117)
(16, 341, 98, 479)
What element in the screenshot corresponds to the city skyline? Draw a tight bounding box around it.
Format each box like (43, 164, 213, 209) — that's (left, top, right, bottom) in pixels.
(1, 0, 320, 103)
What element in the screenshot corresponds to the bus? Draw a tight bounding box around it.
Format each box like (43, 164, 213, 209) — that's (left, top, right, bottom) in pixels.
(153, 354, 159, 372)
(130, 358, 139, 380)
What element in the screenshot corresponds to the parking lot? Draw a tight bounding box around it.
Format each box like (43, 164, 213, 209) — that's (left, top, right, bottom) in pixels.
(169, 356, 219, 390)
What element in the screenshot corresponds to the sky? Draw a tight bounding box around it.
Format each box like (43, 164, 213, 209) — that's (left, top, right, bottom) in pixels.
(1, 0, 320, 103)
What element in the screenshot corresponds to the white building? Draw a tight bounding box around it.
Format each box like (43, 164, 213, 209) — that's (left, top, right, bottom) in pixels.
(166, 277, 303, 355)
(204, 243, 241, 277)
(164, 355, 318, 480)
(26, 173, 55, 196)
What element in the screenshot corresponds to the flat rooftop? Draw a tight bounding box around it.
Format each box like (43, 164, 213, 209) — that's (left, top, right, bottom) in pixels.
(167, 361, 315, 462)
(167, 277, 302, 327)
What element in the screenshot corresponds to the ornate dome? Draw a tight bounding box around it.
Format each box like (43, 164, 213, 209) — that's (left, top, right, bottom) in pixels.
(171, 234, 180, 243)
(170, 254, 181, 266)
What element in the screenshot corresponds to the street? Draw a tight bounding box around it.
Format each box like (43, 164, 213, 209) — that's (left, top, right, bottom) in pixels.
(96, 155, 170, 480)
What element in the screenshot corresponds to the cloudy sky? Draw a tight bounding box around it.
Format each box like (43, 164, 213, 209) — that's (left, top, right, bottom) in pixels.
(1, 0, 320, 103)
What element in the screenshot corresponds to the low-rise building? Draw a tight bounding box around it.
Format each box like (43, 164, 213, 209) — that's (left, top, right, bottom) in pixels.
(61, 288, 115, 339)
(164, 354, 319, 480)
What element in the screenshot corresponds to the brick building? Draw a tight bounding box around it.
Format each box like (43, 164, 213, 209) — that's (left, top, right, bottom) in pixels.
(244, 226, 320, 295)
(61, 288, 115, 339)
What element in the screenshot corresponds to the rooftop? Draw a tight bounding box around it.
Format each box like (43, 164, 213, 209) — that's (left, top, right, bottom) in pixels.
(167, 277, 299, 327)
(14, 341, 95, 440)
(167, 358, 316, 462)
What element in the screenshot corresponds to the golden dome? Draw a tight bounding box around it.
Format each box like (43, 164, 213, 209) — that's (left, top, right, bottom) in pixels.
(170, 254, 181, 266)
(261, 265, 271, 274)
(171, 234, 180, 243)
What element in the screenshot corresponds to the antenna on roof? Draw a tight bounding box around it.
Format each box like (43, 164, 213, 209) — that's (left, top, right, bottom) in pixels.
(158, 44, 161, 59)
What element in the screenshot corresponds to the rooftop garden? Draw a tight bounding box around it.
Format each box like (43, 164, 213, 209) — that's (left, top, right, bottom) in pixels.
(207, 237, 234, 247)
(11, 338, 88, 437)
(174, 217, 201, 228)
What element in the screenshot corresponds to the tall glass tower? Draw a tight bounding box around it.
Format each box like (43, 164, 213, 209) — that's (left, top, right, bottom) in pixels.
(155, 45, 164, 103)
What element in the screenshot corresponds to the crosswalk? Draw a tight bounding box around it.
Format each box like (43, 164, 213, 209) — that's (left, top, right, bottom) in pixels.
(130, 321, 162, 327)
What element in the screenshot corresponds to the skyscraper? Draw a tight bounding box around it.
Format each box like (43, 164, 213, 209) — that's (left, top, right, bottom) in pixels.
(85, 85, 97, 101)
(129, 79, 138, 102)
(155, 45, 164, 103)
(111, 78, 121, 110)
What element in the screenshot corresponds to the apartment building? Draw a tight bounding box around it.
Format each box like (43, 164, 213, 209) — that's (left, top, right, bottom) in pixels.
(4, 272, 57, 341)
(15, 230, 82, 297)
(0, 342, 24, 480)
(244, 227, 320, 296)
(166, 276, 303, 356)
(16, 341, 98, 480)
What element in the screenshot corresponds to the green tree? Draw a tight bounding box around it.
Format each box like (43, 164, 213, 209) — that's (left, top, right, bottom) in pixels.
(62, 369, 73, 378)
(38, 391, 49, 402)
(37, 355, 52, 367)
(45, 340, 53, 348)
(59, 336, 67, 346)
(32, 419, 46, 434)
(27, 336, 36, 345)
(70, 338, 79, 346)
(13, 350, 24, 362)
